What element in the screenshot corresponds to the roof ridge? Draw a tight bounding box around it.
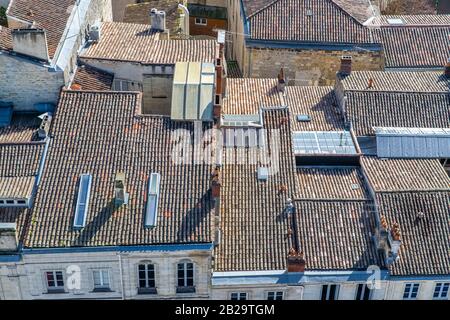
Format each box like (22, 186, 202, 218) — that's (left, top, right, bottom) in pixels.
(247, 0, 281, 19)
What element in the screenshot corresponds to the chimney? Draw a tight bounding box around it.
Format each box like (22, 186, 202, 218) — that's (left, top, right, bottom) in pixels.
(150, 8, 166, 32)
(214, 55, 225, 120)
(12, 29, 49, 61)
(367, 78, 374, 89)
(37, 112, 52, 139)
(114, 172, 129, 206)
(339, 56, 352, 76)
(213, 94, 222, 119)
(211, 166, 221, 198)
(0, 223, 19, 252)
(287, 249, 306, 272)
(376, 216, 402, 265)
(445, 58, 450, 78)
(277, 68, 286, 92)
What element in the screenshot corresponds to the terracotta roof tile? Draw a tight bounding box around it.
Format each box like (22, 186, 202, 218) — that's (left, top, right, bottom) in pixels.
(71, 65, 114, 91)
(81, 22, 217, 64)
(7, 0, 75, 59)
(361, 157, 450, 192)
(377, 191, 450, 276)
(0, 26, 12, 51)
(0, 113, 42, 143)
(23, 91, 215, 248)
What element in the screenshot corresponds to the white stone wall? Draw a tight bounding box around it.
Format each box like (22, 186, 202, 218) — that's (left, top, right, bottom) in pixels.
(0, 248, 212, 300)
(0, 53, 65, 111)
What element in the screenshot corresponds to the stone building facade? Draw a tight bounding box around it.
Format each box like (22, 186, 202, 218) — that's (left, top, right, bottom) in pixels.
(0, 0, 112, 111)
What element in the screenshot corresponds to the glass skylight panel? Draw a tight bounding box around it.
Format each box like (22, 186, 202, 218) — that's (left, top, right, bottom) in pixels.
(145, 173, 161, 228)
(293, 131, 357, 155)
(73, 174, 92, 229)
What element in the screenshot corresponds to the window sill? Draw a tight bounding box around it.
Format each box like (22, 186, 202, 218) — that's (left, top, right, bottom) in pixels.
(138, 288, 158, 295)
(176, 286, 196, 294)
(46, 289, 66, 294)
(92, 288, 113, 293)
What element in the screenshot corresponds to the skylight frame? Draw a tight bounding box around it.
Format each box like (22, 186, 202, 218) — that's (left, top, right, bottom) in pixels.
(73, 174, 92, 229)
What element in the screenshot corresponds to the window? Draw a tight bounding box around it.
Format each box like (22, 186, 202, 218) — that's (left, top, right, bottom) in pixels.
(355, 284, 372, 300)
(403, 283, 420, 300)
(46, 271, 64, 293)
(433, 283, 449, 299)
(114, 79, 135, 91)
(195, 18, 207, 26)
(177, 262, 195, 293)
(267, 291, 283, 300)
(321, 284, 339, 300)
(138, 263, 157, 294)
(93, 270, 110, 292)
(230, 292, 247, 300)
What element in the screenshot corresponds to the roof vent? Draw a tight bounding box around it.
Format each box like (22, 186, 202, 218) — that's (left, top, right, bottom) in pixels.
(387, 18, 404, 25)
(150, 8, 166, 32)
(297, 114, 311, 122)
(37, 112, 52, 139)
(145, 173, 161, 228)
(257, 167, 269, 181)
(306, 9, 313, 16)
(73, 174, 92, 229)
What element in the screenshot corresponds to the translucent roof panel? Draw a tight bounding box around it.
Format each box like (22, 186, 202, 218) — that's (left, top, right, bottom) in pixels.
(293, 131, 357, 155)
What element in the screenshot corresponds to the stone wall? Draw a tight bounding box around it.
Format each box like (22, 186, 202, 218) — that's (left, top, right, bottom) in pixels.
(247, 47, 385, 86)
(0, 53, 64, 111)
(0, 248, 212, 300)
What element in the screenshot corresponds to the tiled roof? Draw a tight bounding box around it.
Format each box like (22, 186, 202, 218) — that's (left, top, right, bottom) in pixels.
(376, 191, 450, 276)
(331, 0, 373, 23)
(71, 65, 114, 91)
(338, 71, 448, 92)
(295, 200, 383, 270)
(343, 91, 450, 136)
(215, 108, 298, 271)
(0, 176, 35, 198)
(373, 26, 450, 68)
(285, 86, 345, 131)
(0, 142, 45, 177)
(242, 0, 275, 17)
(6, 0, 76, 59)
(296, 167, 368, 200)
(223, 78, 284, 114)
(0, 113, 41, 143)
(24, 91, 215, 248)
(81, 22, 217, 64)
(0, 26, 12, 51)
(372, 15, 450, 26)
(249, 0, 373, 43)
(361, 157, 450, 192)
(226, 61, 243, 78)
(123, 1, 181, 34)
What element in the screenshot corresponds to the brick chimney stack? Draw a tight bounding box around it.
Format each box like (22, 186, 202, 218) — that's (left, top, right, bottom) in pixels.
(214, 45, 226, 120)
(277, 68, 287, 92)
(211, 166, 221, 198)
(287, 249, 306, 272)
(339, 56, 352, 76)
(445, 58, 450, 78)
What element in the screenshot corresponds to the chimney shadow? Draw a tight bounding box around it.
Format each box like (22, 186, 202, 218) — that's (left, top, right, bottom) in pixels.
(176, 190, 214, 242)
(73, 199, 117, 246)
(309, 90, 346, 130)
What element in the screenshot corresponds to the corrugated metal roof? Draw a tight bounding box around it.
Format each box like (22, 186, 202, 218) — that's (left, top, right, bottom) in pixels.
(376, 127, 450, 158)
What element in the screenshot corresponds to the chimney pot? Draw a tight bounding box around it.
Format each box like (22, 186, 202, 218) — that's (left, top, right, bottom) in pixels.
(339, 56, 352, 76)
(287, 249, 306, 272)
(444, 58, 450, 78)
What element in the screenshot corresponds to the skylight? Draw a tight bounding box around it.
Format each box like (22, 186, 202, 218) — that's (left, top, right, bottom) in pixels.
(293, 131, 357, 155)
(145, 173, 161, 228)
(73, 174, 92, 229)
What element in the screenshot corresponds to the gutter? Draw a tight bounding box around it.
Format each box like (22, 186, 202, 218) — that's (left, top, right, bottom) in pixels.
(246, 39, 383, 52)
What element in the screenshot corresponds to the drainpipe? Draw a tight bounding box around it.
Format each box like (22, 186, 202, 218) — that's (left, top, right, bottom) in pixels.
(178, 4, 189, 37)
(117, 253, 125, 300)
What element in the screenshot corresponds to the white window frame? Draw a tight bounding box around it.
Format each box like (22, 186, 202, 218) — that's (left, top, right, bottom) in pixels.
(195, 17, 207, 26)
(45, 270, 65, 291)
(433, 282, 450, 300)
(177, 262, 194, 288)
(138, 263, 156, 289)
(267, 291, 283, 300)
(230, 292, 248, 300)
(93, 269, 110, 290)
(321, 284, 340, 300)
(355, 283, 372, 300)
(403, 283, 420, 300)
